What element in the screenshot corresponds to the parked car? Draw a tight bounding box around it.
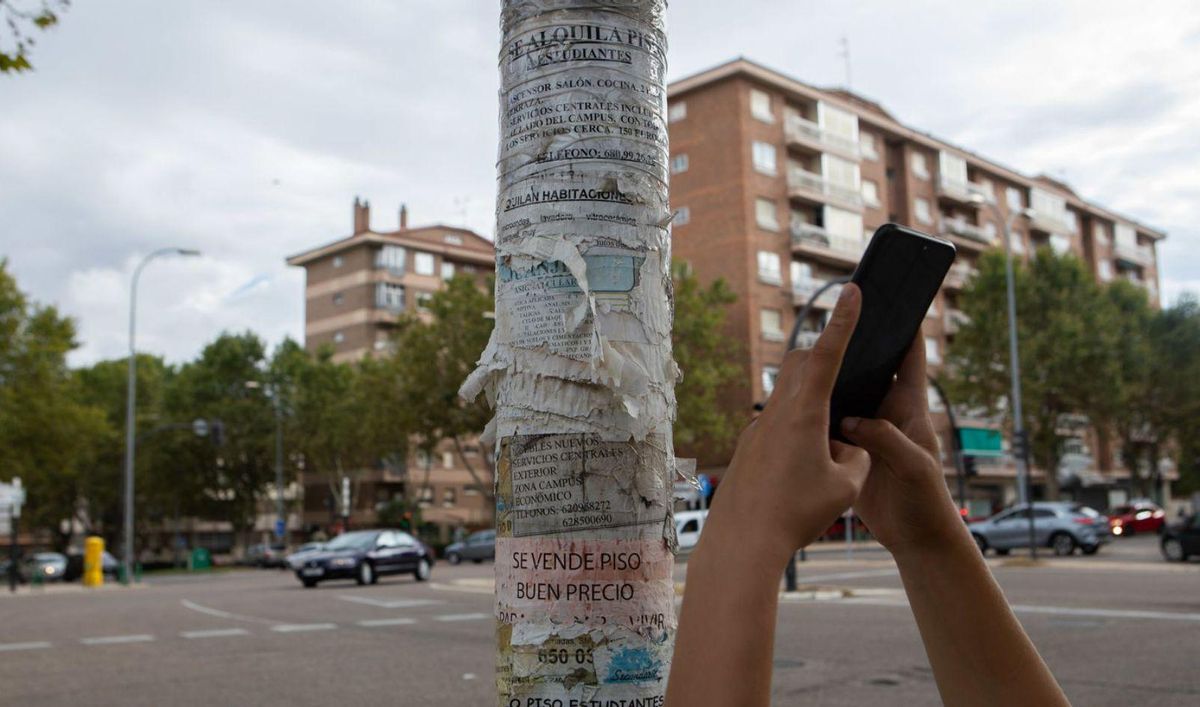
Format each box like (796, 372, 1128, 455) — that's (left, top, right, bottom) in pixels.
(968, 502, 1111, 556)
(244, 543, 288, 568)
(444, 530, 496, 565)
(285, 542, 327, 571)
(675, 510, 708, 551)
(63, 550, 120, 582)
(23, 552, 68, 582)
(1160, 514, 1200, 562)
(1108, 501, 1166, 536)
(293, 529, 433, 588)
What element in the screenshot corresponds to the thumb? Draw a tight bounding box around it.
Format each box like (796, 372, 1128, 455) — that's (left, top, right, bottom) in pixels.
(841, 417, 927, 476)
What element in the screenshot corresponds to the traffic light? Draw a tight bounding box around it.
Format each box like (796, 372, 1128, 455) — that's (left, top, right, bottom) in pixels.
(1011, 430, 1028, 462)
(209, 420, 225, 447)
(963, 455, 978, 477)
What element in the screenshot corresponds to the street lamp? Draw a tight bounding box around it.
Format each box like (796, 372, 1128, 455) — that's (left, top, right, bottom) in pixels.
(969, 193, 1038, 558)
(123, 247, 201, 584)
(246, 380, 286, 543)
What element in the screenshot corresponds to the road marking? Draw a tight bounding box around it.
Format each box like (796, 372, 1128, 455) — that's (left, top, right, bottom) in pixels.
(429, 580, 494, 595)
(271, 623, 337, 633)
(796, 568, 899, 583)
(0, 641, 51, 652)
(836, 596, 1200, 623)
(337, 596, 442, 609)
(357, 618, 418, 627)
(80, 634, 155, 645)
(180, 599, 277, 625)
(434, 613, 489, 622)
(180, 628, 250, 639)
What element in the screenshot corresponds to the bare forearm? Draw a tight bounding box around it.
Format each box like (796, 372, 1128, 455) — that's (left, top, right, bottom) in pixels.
(895, 533, 1070, 707)
(666, 531, 785, 707)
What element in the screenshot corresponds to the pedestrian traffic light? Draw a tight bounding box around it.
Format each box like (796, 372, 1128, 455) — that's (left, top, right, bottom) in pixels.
(209, 420, 225, 447)
(963, 455, 978, 477)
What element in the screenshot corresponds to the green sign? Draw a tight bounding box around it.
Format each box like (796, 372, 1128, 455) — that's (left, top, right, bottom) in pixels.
(958, 427, 1004, 457)
(189, 548, 212, 571)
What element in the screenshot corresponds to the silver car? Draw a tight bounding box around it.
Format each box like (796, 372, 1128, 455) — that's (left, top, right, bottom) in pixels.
(968, 502, 1111, 556)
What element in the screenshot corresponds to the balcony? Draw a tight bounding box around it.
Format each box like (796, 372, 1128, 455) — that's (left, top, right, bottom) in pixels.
(940, 216, 992, 246)
(792, 278, 842, 309)
(787, 165, 863, 211)
(1114, 241, 1154, 268)
(790, 221, 865, 266)
(943, 261, 976, 291)
(1028, 209, 1071, 235)
(944, 308, 970, 334)
(937, 176, 995, 205)
(784, 114, 860, 160)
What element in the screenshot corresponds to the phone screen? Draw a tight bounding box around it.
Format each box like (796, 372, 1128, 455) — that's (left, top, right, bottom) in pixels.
(829, 224, 955, 436)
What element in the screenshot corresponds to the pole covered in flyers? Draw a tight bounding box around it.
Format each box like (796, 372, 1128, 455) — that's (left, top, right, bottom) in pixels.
(462, 2, 675, 703)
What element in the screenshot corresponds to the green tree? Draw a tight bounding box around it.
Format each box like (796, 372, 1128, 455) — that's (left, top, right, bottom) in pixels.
(1148, 296, 1200, 495)
(0, 0, 68, 73)
(946, 248, 1120, 499)
(383, 275, 495, 500)
(671, 261, 740, 460)
(0, 259, 105, 549)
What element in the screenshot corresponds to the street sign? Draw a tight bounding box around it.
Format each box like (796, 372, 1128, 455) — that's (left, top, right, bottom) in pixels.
(192, 418, 209, 437)
(958, 427, 1004, 457)
(696, 474, 712, 498)
(274, 518, 286, 539)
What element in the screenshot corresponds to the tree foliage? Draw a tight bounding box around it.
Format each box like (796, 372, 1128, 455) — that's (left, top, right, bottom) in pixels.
(671, 261, 740, 459)
(0, 0, 68, 73)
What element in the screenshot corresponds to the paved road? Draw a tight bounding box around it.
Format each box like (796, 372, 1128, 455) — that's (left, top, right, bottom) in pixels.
(0, 535, 1196, 706)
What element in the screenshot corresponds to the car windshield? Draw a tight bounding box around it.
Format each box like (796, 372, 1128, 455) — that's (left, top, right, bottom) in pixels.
(1072, 504, 1101, 518)
(325, 532, 378, 551)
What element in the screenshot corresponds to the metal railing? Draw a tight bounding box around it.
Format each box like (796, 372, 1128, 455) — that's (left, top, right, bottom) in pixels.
(941, 216, 992, 244)
(784, 114, 860, 158)
(786, 165, 864, 209)
(1114, 241, 1154, 266)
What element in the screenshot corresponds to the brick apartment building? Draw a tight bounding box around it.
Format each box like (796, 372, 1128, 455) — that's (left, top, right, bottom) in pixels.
(666, 58, 1168, 514)
(286, 200, 497, 540)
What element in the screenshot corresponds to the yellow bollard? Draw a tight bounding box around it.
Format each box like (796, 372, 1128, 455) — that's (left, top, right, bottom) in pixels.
(83, 536, 104, 588)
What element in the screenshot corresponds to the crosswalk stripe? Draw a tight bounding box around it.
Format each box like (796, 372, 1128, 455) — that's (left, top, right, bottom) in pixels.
(180, 628, 250, 639)
(357, 618, 418, 627)
(80, 634, 154, 645)
(433, 613, 489, 622)
(271, 623, 337, 633)
(0, 641, 51, 652)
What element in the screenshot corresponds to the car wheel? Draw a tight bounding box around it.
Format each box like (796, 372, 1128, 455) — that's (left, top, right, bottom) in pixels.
(357, 561, 375, 586)
(1081, 545, 1099, 556)
(1162, 538, 1186, 562)
(1051, 532, 1076, 556)
(446, 553, 461, 566)
(971, 534, 988, 554)
(414, 558, 431, 582)
(995, 549, 1010, 556)
(302, 578, 318, 588)
(472, 558, 484, 564)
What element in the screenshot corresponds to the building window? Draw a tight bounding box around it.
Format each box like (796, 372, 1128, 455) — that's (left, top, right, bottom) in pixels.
(418, 486, 433, 505)
(824, 205, 864, 242)
(926, 385, 946, 413)
(670, 153, 689, 174)
(442, 487, 457, 507)
(1011, 231, 1026, 253)
(860, 132, 879, 161)
(1093, 223, 1110, 247)
(333, 331, 345, 344)
(414, 251, 435, 276)
(332, 292, 344, 306)
(416, 291, 433, 311)
(983, 221, 997, 240)
(861, 179, 881, 208)
(376, 282, 405, 311)
(761, 365, 779, 396)
(332, 255, 344, 268)
(913, 198, 933, 225)
(790, 260, 813, 289)
(823, 154, 861, 192)
(757, 250, 782, 284)
(376, 245, 406, 273)
(911, 152, 930, 180)
(760, 309, 784, 341)
(755, 198, 779, 230)
(1006, 186, 1023, 211)
(668, 101, 687, 123)
(752, 141, 777, 175)
(673, 206, 690, 226)
(1098, 260, 1113, 281)
(443, 451, 454, 469)
(441, 261, 455, 280)
(1050, 234, 1071, 254)
(750, 88, 773, 122)
(924, 336, 941, 364)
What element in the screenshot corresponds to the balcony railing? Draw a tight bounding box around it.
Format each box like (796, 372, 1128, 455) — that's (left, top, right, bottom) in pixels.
(787, 165, 863, 210)
(943, 261, 976, 290)
(1114, 241, 1154, 267)
(1029, 209, 1071, 234)
(790, 221, 865, 261)
(940, 216, 992, 244)
(944, 308, 970, 334)
(784, 114, 860, 158)
(792, 278, 841, 308)
(938, 176, 995, 204)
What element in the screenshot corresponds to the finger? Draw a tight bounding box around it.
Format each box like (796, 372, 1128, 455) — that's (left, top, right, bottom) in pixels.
(830, 439, 871, 501)
(798, 283, 861, 411)
(769, 348, 810, 402)
(893, 336, 927, 396)
(840, 417, 928, 477)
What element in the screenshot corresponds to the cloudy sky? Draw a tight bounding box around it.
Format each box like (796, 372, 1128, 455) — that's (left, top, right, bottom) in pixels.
(3, 0, 1198, 366)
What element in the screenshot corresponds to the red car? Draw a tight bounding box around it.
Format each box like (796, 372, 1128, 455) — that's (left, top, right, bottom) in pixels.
(1109, 502, 1166, 536)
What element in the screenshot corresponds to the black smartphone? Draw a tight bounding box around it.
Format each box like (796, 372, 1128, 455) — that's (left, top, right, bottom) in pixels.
(829, 223, 956, 439)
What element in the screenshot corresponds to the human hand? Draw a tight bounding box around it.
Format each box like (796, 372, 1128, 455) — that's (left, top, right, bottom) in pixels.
(840, 338, 969, 559)
(700, 285, 871, 568)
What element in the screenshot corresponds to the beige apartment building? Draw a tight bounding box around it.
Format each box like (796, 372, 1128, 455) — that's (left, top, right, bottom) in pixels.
(286, 200, 497, 539)
(667, 58, 1168, 513)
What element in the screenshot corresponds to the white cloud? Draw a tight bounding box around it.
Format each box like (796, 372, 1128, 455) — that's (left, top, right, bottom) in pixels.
(2, 0, 1198, 367)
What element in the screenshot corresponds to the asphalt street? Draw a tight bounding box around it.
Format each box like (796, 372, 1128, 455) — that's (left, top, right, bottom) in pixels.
(1, 534, 1196, 706)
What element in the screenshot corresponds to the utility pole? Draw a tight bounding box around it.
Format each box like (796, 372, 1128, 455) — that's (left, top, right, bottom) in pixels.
(464, 2, 674, 703)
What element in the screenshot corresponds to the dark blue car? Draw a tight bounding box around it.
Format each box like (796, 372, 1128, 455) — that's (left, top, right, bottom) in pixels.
(294, 529, 433, 588)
